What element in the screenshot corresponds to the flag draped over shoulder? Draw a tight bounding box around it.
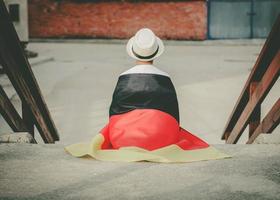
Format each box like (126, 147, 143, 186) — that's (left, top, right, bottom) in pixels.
(65, 66, 230, 163)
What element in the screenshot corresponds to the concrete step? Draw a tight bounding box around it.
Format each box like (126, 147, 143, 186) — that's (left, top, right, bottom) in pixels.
(0, 144, 279, 200)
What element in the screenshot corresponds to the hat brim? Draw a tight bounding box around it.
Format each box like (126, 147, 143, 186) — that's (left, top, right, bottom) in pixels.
(126, 36, 164, 61)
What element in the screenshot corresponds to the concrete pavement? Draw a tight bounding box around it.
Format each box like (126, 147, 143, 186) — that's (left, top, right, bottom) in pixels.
(0, 144, 280, 200)
(1, 39, 279, 144)
(0, 40, 280, 199)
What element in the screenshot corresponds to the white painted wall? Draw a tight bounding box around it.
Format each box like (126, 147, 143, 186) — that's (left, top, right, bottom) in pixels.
(4, 0, 28, 42)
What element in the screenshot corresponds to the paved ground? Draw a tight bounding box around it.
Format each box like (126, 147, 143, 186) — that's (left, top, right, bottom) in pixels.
(0, 144, 280, 200)
(1, 40, 280, 199)
(1, 39, 279, 144)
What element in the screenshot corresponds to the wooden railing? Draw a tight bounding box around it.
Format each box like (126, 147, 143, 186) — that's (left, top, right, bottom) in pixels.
(221, 15, 280, 144)
(0, 1, 59, 143)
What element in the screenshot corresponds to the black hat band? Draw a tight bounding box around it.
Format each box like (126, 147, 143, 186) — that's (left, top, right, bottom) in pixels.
(132, 45, 159, 60)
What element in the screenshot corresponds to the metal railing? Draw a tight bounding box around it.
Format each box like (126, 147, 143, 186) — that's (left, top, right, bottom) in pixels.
(0, 0, 59, 143)
(221, 15, 280, 144)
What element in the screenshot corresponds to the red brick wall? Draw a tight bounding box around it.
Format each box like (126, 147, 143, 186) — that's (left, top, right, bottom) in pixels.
(28, 0, 207, 40)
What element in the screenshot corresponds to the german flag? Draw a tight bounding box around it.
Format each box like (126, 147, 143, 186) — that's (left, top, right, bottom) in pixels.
(65, 65, 230, 163)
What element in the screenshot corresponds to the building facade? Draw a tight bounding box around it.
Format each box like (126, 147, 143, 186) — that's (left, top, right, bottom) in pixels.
(28, 0, 280, 40)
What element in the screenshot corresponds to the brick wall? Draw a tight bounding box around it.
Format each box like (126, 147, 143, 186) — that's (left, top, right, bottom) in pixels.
(28, 0, 207, 40)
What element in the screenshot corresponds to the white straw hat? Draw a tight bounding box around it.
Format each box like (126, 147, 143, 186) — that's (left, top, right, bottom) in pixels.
(126, 28, 164, 61)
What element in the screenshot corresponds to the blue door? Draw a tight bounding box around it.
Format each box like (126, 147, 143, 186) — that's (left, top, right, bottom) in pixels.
(208, 0, 280, 39)
(253, 0, 280, 37)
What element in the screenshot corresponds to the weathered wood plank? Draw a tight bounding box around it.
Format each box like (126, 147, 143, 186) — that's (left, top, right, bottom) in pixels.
(0, 86, 27, 132)
(222, 15, 280, 140)
(0, 1, 59, 143)
(249, 82, 261, 138)
(226, 51, 280, 144)
(22, 102, 35, 137)
(247, 98, 280, 144)
(0, 55, 5, 74)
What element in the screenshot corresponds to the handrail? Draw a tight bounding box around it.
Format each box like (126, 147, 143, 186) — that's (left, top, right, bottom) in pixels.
(221, 14, 280, 144)
(0, 0, 59, 143)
